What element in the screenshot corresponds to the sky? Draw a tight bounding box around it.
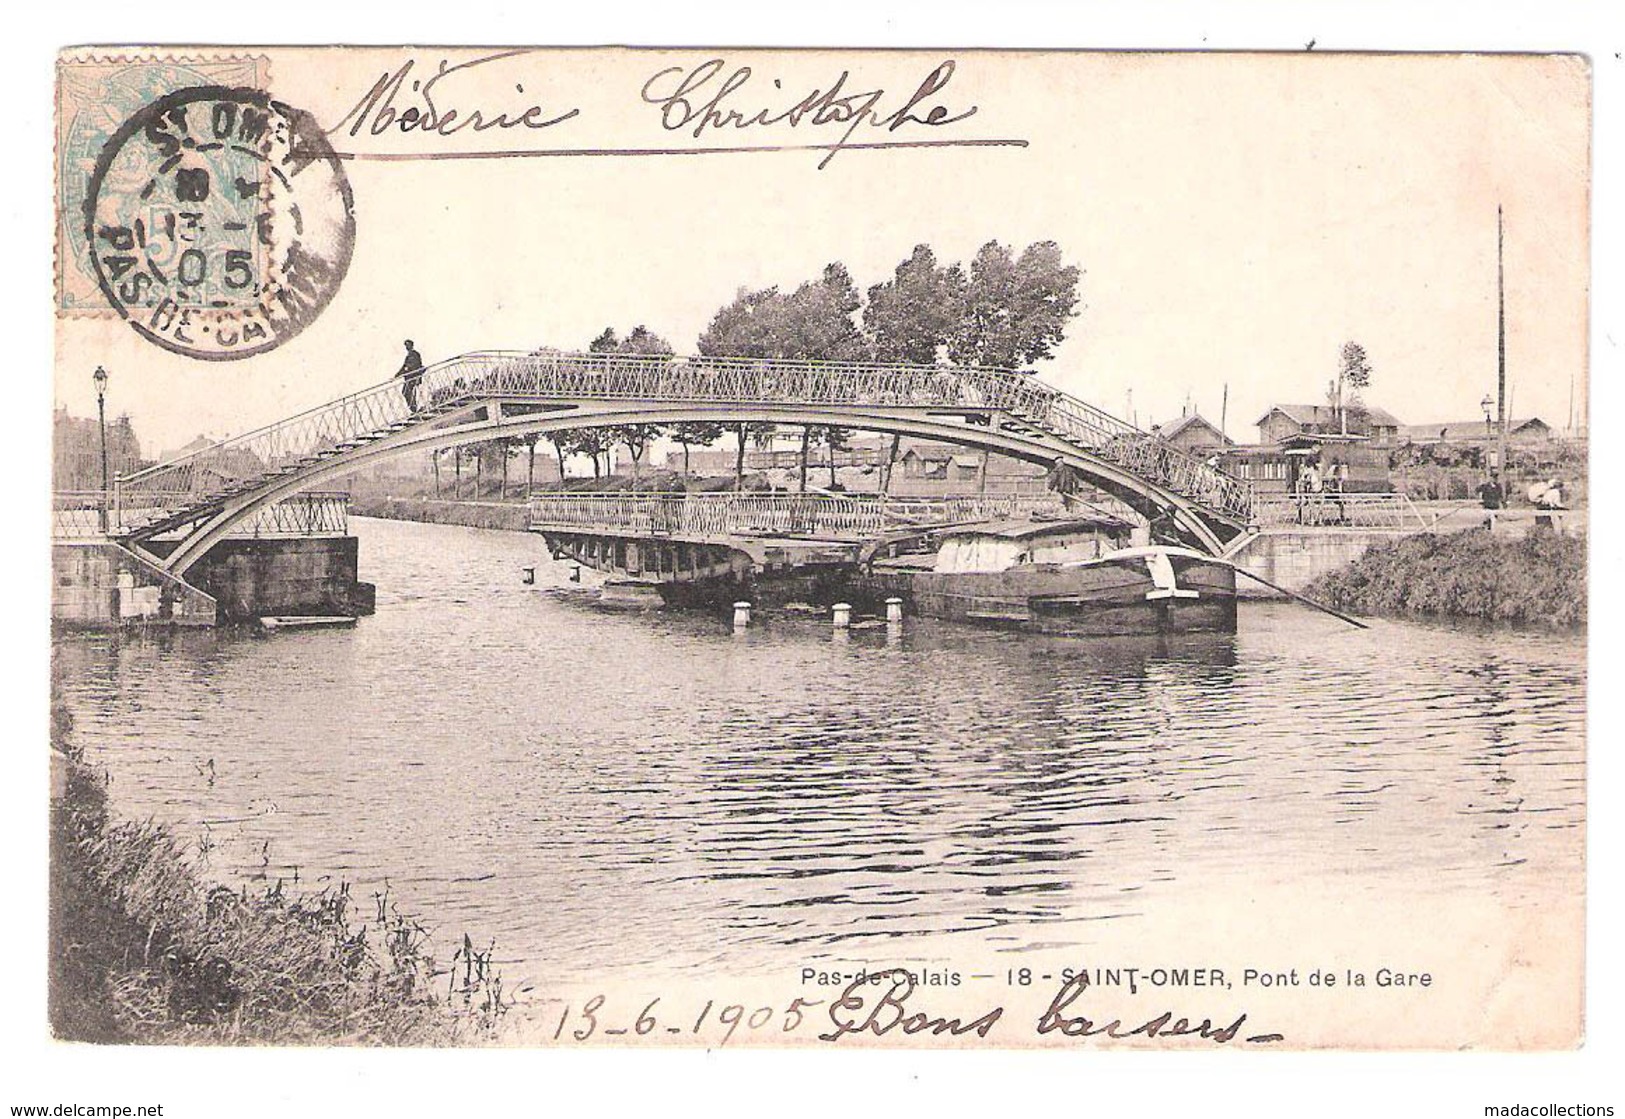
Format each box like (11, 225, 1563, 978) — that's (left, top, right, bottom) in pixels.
(53, 49, 1591, 458)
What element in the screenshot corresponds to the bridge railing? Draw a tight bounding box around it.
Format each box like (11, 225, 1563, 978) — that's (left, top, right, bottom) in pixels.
(1249, 491, 1431, 530)
(54, 491, 350, 540)
(528, 492, 1071, 541)
(115, 350, 1250, 529)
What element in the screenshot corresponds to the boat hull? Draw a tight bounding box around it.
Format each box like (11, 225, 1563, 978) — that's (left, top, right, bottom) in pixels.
(871, 551, 1237, 636)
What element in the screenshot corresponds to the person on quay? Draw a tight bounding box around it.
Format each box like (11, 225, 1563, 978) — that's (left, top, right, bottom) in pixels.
(1478, 469, 1505, 530)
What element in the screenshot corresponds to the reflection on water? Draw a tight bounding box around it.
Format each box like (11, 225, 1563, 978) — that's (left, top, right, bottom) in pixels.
(53, 517, 1585, 988)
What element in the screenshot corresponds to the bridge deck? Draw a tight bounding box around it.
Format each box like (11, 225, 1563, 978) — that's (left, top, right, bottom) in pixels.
(110, 351, 1255, 567)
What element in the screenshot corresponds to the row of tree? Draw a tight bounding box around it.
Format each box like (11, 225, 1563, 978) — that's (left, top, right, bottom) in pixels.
(447, 239, 1082, 493)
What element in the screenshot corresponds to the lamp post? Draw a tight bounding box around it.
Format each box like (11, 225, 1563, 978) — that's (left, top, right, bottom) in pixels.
(1481, 394, 1494, 438)
(93, 365, 109, 532)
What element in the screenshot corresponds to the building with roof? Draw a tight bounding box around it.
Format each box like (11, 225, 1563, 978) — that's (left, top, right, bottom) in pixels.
(53, 407, 145, 492)
(1395, 417, 1554, 446)
(1152, 412, 1234, 457)
(1255, 403, 1402, 445)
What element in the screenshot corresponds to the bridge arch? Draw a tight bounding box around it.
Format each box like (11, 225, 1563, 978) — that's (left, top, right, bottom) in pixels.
(155, 398, 1236, 576)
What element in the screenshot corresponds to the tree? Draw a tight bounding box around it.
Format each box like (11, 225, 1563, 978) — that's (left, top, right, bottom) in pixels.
(823, 425, 851, 489)
(592, 325, 675, 486)
(487, 437, 524, 499)
(797, 424, 818, 492)
(611, 424, 655, 487)
(523, 433, 540, 494)
(559, 429, 612, 479)
(697, 285, 787, 359)
(596, 323, 675, 358)
(1333, 341, 1374, 435)
(698, 265, 868, 362)
(864, 244, 966, 364)
(782, 263, 869, 362)
(551, 433, 569, 488)
(947, 240, 1081, 368)
(699, 263, 869, 491)
(669, 421, 725, 478)
(728, 422, 774, 491)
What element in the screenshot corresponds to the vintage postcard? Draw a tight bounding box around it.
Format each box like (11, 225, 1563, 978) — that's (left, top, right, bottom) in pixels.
(46, 45, 1590, 1057)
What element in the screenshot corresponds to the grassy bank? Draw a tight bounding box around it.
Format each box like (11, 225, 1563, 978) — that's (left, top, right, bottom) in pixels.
(49, 701, 508, 1044)
(350, 495, 531, 532)
(1306, 527, 1586, 627)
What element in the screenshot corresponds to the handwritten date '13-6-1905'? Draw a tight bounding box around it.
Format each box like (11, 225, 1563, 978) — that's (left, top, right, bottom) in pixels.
(548, 971, 1287, 1047)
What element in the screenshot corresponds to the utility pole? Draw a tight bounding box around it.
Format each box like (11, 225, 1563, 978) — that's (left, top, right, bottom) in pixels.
(1497, 205, 1508, 500)
(1220, 383, 1229, 440)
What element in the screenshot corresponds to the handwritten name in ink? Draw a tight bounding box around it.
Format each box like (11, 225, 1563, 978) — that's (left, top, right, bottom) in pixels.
(321, 52, 1022, 169)
(639, 58, 980, 168)
(330, 51, 581, 141)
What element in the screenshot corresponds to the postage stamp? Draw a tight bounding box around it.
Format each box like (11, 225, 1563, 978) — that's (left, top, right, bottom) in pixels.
(56, 55, 268, 315)
(43, 44, 1592, 1076)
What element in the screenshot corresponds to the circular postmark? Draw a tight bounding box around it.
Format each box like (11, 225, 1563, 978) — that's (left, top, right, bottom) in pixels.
(84, 85, 355, 360)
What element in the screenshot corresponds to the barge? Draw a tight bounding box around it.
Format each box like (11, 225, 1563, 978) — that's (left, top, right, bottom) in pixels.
(863, 517, 1238, 636)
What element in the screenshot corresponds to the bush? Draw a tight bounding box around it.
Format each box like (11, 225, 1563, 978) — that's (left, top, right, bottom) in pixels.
(1307, 527, 1585, 627)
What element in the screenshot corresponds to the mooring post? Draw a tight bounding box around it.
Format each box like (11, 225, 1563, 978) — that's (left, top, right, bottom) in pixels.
(521, 566, 535, 585)
(832, 602, 852, 629)
(570, 565, 582, 583)
(733, 601, 752, 629)
(885, 597, 903, 623)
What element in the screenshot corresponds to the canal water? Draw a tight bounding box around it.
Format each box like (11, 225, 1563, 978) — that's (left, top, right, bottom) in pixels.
(52, 517, 1586, 1038)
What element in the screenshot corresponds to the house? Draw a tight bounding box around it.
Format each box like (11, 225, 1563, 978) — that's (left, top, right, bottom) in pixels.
(1255, 403, 1402, 445)
(888, 440, 1049, 497)
(1153, 412, 1233, 457)
(1396, 417, 1554, 446)
(1219, 433, 1392, 495)
(53, 407, 144, 492)
(1218, 445, 1295, 493)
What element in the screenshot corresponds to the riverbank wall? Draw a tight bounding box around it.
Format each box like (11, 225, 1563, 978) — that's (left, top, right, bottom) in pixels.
(1226, 528, 1413, 598)
(53, 536, 373, 628)
(143, 536, 373, 623)
(51, 541, 219, 628)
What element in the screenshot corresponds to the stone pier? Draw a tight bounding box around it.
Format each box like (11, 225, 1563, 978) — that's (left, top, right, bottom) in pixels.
(1226, 528, 1411, 597)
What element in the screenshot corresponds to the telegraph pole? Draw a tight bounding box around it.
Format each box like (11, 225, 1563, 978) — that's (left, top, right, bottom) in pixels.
(1497, 206, 1508, 500)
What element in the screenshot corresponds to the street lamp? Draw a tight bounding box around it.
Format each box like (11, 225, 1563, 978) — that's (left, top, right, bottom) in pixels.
(93, 366, 109, 532)
(1481, 394, 1494, 436)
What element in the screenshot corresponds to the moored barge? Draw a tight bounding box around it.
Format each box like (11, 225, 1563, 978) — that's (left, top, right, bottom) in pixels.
(864, 517, 1237, 636)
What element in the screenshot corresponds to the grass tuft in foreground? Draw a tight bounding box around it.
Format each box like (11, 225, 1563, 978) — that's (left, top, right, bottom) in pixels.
(49, 700, 509, 1045)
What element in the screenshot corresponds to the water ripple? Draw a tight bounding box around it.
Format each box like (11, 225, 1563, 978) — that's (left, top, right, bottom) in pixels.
(52, 516, 1586, 987)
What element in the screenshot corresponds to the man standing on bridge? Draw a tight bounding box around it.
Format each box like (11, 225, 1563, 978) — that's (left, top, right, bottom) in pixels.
(396, 340, 425, 412)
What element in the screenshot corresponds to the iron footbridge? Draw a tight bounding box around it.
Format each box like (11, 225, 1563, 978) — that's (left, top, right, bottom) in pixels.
(112, 350, 1256, 574)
